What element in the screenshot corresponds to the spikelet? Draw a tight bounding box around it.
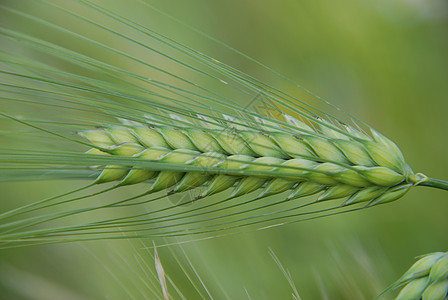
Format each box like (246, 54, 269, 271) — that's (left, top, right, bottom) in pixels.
(79, 112, 420, 206)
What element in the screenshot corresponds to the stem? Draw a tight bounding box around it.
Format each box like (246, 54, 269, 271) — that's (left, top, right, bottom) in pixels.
(418, 177, 448, 191)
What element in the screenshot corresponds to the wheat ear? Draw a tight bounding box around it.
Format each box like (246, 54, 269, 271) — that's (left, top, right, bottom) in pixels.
(381, 252, 448, 300)
(80, 112, 426, 207)
(1, 0, 446, 248)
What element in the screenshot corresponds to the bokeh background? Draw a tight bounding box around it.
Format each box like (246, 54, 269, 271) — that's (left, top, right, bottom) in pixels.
(1, 0, 447, 299)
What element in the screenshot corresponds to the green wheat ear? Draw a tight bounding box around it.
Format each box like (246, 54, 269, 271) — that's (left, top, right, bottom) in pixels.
(0, 0, 446, 248)
(378, 252, 448, 300)
(1, 2, 447, 300)
(80, 114, 419, 207)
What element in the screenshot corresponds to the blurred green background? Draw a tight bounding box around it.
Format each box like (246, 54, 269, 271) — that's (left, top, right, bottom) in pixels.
(1, 0, 447, 299)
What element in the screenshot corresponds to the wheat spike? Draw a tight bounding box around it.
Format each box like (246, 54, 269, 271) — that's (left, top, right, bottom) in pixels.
(80, 113, 420, 206)
(0, 0, 446, 251)
(389, 252, 448, 300)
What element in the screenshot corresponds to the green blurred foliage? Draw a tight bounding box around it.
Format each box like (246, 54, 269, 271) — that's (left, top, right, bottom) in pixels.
(0, 0, 447, 299)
